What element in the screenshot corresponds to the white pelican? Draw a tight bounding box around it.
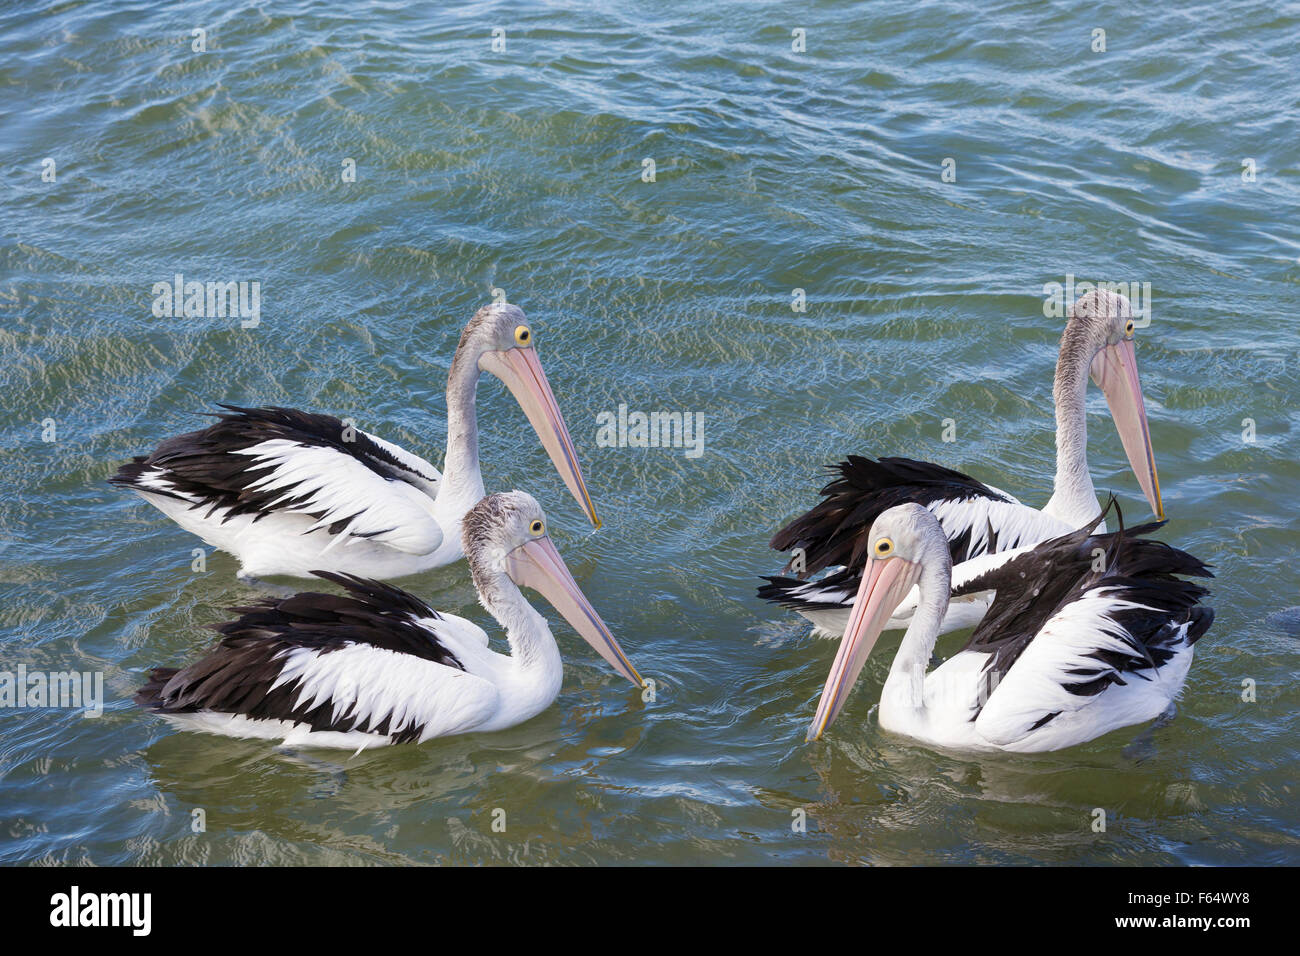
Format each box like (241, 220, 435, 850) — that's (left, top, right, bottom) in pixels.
(806, 501, 1213, 752)
(111, 303, 598, 581)
(760, 289, 1163, 636)
(134, 492, 644, 748)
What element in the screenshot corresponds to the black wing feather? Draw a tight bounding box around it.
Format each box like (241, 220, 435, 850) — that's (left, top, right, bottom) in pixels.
(760, 455, 1015, 608)
(956, 500, 1213, 712)
(109, 405, 436, 532)
(134, 572, 460, 743)
(768, 455, 1014, 578)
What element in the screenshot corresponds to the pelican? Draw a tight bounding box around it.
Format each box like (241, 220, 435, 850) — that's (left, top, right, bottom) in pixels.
(111, 303, 598, 581)
(134, 492, 644, 748)
(760, 289, 1163, 637)
(806, 502, 1212, 751)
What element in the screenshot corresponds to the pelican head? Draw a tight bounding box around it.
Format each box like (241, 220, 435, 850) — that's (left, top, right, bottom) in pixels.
(462, 491, 642, 686)
(807, 503, 948, 741)
(457, 303, 600, 527)
(1060, 289, 1163, 519)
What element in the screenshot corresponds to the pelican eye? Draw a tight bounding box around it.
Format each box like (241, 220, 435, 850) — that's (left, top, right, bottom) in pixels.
(1125, 319, 1135, 336)
(873, 537, 894, 557)
(529, 519, 545, 536)
(514, 325, 532, 346)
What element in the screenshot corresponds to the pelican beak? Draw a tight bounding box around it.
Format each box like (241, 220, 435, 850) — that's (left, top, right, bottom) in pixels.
(504, 534, 644, 687)
(807, 556, 921, 741)
(480, 347, 600, 528)
(1090, 338, 1164, 519)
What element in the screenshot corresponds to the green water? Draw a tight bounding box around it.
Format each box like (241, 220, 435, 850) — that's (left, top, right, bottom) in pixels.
(1, 0, 1297, 865)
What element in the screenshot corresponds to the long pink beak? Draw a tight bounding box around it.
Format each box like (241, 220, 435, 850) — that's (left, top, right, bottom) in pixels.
(504, 535, 643, 687)
(807, 556, 921, 741)
(1090, 338, 1164, 520)
(480, 347, 600, 528)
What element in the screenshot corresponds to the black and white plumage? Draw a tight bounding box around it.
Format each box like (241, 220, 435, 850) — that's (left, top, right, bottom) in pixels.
(760, 289, 1165, 637)
(111, 303, 599, 580)
(806, 500, 1213, 752)
(759, 456, 1065, 634)
(136, 573, 470, 745)
(136, 492, 644, 749)
(114, 405, 447, 565)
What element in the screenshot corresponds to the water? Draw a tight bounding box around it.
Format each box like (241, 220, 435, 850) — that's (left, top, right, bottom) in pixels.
(1, 0, 1297, 865)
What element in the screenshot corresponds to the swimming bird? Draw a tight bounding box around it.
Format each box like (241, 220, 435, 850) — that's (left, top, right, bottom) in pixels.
(135, 492, 643, 749)
(760, 289, 1163, 637)
(111, 303, 598, 581)
(806, 501, 1212, 752)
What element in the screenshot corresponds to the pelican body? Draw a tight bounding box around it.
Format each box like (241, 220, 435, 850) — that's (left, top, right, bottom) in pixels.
(807, 502, 1213, 752)
(760, 289, 1164, 637)
(135, 492, 644, 749)
(111, 304, 598, 580)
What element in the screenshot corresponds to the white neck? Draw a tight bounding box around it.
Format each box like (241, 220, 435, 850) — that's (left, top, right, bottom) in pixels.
(879, 561, 949, 723)
(476, 570, 565, 729)
(436, 353, 487, 524)
(1044, 330, 1101, 527)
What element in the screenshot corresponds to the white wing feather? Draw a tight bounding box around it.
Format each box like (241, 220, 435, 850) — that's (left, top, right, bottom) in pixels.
(973, 591, 1168, 746)
(273, 642, 500, 742)
(926, 496, 1072, 558)
(234, 439, 443, 555)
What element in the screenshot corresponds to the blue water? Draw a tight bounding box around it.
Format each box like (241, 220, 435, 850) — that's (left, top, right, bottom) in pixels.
(1, 0, 1297, 864)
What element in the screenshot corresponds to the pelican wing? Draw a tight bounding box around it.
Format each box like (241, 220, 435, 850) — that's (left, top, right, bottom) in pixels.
(760, 456, 1070, 613)
(136, 573, 499, 743)
(112, 405, 444, 555)
(770, 456, 1031, 575)
(958, 512, 1214, 746)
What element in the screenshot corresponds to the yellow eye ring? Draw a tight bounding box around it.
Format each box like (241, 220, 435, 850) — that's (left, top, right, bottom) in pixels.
(873, 537, 894, 557)
(529, 519, 545, 536)
(1125, 320, 1135, 336)
(514, 325, 532, 346)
